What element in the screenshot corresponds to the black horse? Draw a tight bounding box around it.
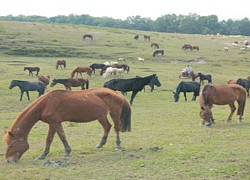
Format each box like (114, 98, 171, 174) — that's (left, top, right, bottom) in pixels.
(103, 74, 161, 104)
(9, 80, 45, 101)
(153, 50, 164, 57)
(24, 67, 40, 76)
(89, 63, 107, 74)
(134, 34, 139, 40)
(236, 78, 250, 97)
(83, 34, 93, 40)
(197, 73, 212, 85)
(173, 81, 200, 102)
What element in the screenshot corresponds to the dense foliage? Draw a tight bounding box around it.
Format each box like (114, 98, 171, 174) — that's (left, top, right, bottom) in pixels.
(1, 13, 250, 36)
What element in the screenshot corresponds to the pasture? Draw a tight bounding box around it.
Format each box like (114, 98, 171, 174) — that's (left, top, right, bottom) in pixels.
(0, 21, 250, 179)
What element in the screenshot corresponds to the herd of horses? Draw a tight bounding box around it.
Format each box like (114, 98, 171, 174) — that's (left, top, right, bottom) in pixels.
(4, 34, 249, 163)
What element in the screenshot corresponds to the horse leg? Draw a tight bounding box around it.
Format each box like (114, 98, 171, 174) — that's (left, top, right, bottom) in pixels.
(184, 92, 187, 101)
(227, 103, 236, 122)
(36, 124, 57, 160)
(56, 124, 71, 157)
(130, 91, 139, 105)
(20, 91, 24, 101)
(109, 111, 123, 149)
(237, 100, 245, 122)
(96, 116, 112, 149)
(26, 91, 30, 101)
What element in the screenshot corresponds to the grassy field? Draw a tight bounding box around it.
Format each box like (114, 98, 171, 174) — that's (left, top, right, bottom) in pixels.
(0, 21, 250, 180)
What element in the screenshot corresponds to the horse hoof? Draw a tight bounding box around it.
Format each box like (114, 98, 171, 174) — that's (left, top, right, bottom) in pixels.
(35, 156, 45, 160)
(115, 146, 123, 150)
(95, 144, 103, 149)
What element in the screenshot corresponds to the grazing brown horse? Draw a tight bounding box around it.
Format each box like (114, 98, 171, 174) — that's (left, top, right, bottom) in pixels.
(38, 75, 50, 86)
(24, 67, 40, 76)
(56, 60, 66, 69)
(144, 35, 151, 41)
(151, 43, 159, 49)
(4, 88, 131, 163)
(50, 78, 89, 90)
(71, 67, 93, 78)
(192, 46, 199, 51)
(182, 44, 193, 51)
(199, 84, 246, 126)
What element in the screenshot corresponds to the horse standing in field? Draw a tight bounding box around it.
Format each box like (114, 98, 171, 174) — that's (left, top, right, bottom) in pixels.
(173, 81, 200, 102)
(71, 67, 93, 78)
(227, 78, 250, 97)
(38, 75, 50, 86)
(56, 60, 66, 69)
(83, 34, 93, 40)
(151, 43, 159, 49)
(89, 63, 107, 74)
(9, 80, 45, 101)
(192, 46, 199, 51)
(24, 67, 40, 76)
(50, 78, 89, 90)
(134, 34, 139, 40)
(197, 73, 212, 85)
(153, 50, 164, 57)
(144, 35, 151, 41)
(4, 88, 131, 163)
(182, 44, 193, 51)
(199, 84, 246, 126)
(104, 74, 161, 104)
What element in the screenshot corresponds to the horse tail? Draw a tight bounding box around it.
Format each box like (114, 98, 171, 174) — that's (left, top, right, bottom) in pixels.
(120, 97, 131, 132)
(64, 61, 66, 68)
(86, 79, 89, 89)
(126, 65, 130, 73)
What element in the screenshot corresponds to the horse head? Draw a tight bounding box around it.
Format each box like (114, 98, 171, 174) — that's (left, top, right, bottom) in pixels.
(4, 130, 29, 163)
(173, 91, 179, 102)
(150, 74, 161, 87)
(200, 106, 213, 126)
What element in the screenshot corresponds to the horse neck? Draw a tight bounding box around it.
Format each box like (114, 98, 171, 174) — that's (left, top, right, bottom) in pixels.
(10, 98, 43, 139)
(140, 75, 152, 86)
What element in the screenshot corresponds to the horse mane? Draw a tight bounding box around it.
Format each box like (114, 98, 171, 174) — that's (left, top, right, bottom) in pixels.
(175, 81, 184, 94)
(55, 79, 69, 84)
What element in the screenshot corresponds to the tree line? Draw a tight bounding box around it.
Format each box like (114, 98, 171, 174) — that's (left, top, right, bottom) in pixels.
(1, 13, 250, 36)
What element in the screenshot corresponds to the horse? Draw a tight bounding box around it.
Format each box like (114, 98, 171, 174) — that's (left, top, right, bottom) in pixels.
(173, 81, 200, 102)
(4, 88, 131, 163)
(134, 34, 139, 40)
(102, 67, 125, 77)
(24, 67, 40, 76)
(143, 35, 151, 41)
(83, 34, 93, 40)
(89, 63, 106, 74)
(192, 46, 199, 51)
(151, 43, 159, 49)
(50, 78, 89, 90)
(56, 60, 66, 69)
(236, 78, 250, 97)
(103, 74, 161, 104)
(153, 49, 164, 57)
(101, 64, 130, 75)
(199, 84, 246, 126)
(137, 57, 145, 63)
(197, 73, 212, 85)
(182, 44, 193, 51)
(9, 80, 45, 101)
(71, 67, 93, 78)
(38, 75, 50, 86)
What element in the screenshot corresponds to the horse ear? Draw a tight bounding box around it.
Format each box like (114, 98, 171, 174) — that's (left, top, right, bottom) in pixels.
(4, 130, 14, 138)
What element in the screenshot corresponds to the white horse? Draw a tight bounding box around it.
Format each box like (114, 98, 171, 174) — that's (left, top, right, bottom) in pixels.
(138, 57, 145, 63)
(103, 67, 124, 77)
(103, 61, 119, 66)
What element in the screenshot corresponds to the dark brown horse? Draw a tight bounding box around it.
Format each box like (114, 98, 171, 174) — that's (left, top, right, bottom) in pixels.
(24, 67, 40, 76)
(144, 35, 151, 41)
(4, 88, 131, 163)
(199, 84, 246, 126)
(56, 60, 66, 69)
(71, 67, 93, 78)
(182, 44, 193, 51)
(50, 78, 89, 90)
(38, 75, 50, 86)
(192, 46, 199, 51)
(151, 43, 159, 49)
(83, 34, 93, 40)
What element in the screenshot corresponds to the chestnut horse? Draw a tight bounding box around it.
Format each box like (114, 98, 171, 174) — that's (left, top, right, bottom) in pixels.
(199, 84, 246, 126)
(4, 88, 131, 163)
(38, 75, 50, 86)
(56, 60, 66, 69)
(71, 67, 93, 78)
(24, 67, 40, 76)
(50, 78, 89, 90)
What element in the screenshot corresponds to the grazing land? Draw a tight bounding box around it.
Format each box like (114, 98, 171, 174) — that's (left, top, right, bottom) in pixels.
(0, 21, 249, 179)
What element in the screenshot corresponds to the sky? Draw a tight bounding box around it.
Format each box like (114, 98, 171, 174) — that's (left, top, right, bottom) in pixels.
(0, 0, 249, 21)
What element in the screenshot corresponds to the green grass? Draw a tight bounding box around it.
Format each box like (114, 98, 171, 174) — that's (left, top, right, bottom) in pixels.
(0, 20, 249, 180)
